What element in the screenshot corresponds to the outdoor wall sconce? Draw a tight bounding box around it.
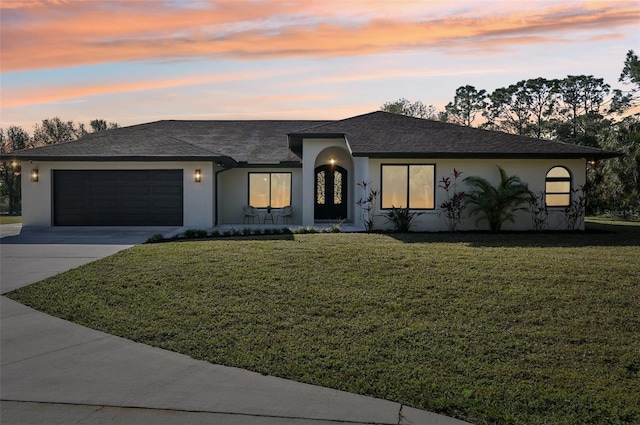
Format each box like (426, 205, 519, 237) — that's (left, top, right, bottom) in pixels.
(31, 169, 39, 182)
(194, 169, 202, 183)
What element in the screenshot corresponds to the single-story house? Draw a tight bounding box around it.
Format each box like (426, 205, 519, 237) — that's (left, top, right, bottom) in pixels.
(9, 111, 618, 231)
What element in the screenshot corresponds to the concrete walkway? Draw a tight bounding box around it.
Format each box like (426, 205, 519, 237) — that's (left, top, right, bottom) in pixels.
(1, 225, 471, 425)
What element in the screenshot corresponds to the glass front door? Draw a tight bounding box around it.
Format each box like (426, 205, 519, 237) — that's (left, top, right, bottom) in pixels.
(314, 164, 347, 220)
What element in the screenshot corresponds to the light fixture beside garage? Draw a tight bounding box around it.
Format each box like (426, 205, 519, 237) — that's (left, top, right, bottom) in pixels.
(194, 169, 202, 183)
(31, 169, 39, 182)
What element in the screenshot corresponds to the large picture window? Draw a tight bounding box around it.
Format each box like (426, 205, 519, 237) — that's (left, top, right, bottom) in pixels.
(381, 164, 435, 209)
(545, 166, 571, 207)
(249, 172, 291, 208)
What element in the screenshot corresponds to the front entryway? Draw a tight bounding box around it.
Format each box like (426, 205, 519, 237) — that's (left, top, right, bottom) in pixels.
(314, 164, 347, 220)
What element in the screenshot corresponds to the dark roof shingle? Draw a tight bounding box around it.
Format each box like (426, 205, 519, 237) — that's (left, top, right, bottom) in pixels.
(10, 120, 331, 164)
(9, 112, 618, 162)
(289, 111, 618, 159)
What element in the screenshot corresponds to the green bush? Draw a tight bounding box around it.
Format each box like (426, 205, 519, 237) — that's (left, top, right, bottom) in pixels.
(464, 166, 532, 232)
(145, 233, 165, 243)
(383, 206, 424, 232)
(183, 229, 208, 239)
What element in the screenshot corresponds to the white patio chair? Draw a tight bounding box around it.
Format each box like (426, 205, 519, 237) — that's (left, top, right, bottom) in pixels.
(276, 205, 294, 224)
(243, 205, 259, 224)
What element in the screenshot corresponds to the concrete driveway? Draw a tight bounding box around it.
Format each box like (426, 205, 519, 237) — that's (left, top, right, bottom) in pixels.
(0, 224, 471, 425)
(1, 224, 177, 293)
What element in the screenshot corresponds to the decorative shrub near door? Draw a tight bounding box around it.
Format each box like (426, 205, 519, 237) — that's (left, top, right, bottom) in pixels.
(356, 180, 379, 231)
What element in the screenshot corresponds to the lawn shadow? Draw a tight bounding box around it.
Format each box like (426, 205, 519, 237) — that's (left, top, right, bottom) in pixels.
(383, 221, 640, 248)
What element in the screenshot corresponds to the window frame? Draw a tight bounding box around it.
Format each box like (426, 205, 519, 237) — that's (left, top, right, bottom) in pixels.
(248, 172, 292, 208)
(380, 163, 436, 210)
(544, 166, 572, 208)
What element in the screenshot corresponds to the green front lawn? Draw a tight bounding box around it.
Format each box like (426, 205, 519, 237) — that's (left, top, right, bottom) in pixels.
(8, 223, 640, 424)
(0, 215, 21, 224)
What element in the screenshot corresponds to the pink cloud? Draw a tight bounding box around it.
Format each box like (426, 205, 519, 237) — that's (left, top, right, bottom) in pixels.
(1, 0, 638, 72)
(1, 68, 294, 108)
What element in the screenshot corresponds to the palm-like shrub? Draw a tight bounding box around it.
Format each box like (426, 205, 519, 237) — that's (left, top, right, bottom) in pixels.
(464, 166, 533, 232)
(383, 206, 424, 232)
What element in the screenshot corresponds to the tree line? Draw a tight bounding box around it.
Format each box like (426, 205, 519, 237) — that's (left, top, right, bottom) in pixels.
(0, 118, 119, 215)
(381, 50, 640, 217)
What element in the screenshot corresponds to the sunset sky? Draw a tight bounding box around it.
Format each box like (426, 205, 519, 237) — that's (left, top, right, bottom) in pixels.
(1, 0, 639, 131)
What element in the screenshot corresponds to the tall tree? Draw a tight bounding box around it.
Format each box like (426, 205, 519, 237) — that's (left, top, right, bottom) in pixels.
(554, 75, 611, 146)
(620, 49, 640, 89)
(484, 78, 560, 139)
(90, 119, 119, 132)
(380, 98, 441, 120)
(523, 78, 559, 139)
(484, 81, 532, 135)
(445, 85, 487, 127)
(590, 116, 640, 214)
(0, 126, 32, 215)
(32, 117, 82, 146)
(611, 50, 640, 113)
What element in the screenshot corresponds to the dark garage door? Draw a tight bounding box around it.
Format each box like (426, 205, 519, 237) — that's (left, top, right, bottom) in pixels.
(53, 170, 183, 226)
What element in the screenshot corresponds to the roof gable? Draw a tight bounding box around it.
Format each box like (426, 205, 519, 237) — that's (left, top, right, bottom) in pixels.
(13, 125, 218, 159)
(11, 120, 331, 164)
(288, 111, 618, 159)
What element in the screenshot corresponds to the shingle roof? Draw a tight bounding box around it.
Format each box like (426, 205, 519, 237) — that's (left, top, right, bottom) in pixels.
(288, 111, 619, 159)
(9, 112, 618, 163)
(10, 120, 331, 164)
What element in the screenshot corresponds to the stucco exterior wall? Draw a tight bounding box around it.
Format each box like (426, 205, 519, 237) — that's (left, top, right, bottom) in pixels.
(364, 158, 586, 231)
(21, 156, 587, 231)
(352, 156, 371, 228)
(20, 161, 214, 228)
(217, 166, 303, 225)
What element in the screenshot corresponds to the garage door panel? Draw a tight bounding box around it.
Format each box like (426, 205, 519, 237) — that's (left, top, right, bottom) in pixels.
(121, 186, 152, 196)
(87, 199, 119, 209)
(54, 170, 183, 226)
(112, 170, 148, 179)
(153, 185, 182, 195)
(151, 205, 181, 212)
(55, 185, 85, 197)
(56, 170, 84, 182)
(91, 186, 119, 196)
(153, 169, 181, 179)
(88, 170, 119, 182)
(121, 198, 152, 208)
(56, 212, 87, 222)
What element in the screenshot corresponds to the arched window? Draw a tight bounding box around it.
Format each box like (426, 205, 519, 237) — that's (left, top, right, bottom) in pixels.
(545, 166, 571, 207)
